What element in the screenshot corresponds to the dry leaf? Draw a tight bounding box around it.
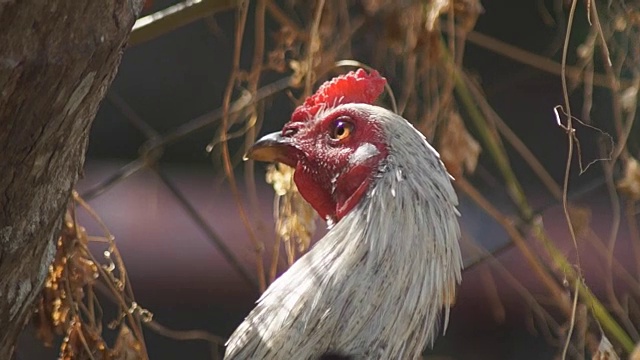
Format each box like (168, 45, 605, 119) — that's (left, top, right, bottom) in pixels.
(567, 205, 592, 239)
(112, 326, 145, 360)
(32, 202, 149, 359)
(60, 318, 110, 360)
(618, 157, 640, 201)
(266, 163, 317, 264)
(268, 27, 299, 73)
(438, 111, 481, 178)
(620, 85, 638, 113)
(34, 213, 100, 347)
(592, 334, 620, 360)
(425, 0, 451, 31)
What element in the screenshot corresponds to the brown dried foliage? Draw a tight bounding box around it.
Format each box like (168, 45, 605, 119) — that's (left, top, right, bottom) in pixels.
(617, 157, 640, 201)
(438, 111, 481, 178)
(174, 0, 640, 357)
(32, 193, 149, 360)
(265, 163, 316, 268)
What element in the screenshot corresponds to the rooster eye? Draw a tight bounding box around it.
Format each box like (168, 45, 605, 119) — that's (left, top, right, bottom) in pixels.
(330, 119, 354, 141)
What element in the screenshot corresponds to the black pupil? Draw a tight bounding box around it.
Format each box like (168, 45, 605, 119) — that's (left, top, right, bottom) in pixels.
(335, 122, 346, 137)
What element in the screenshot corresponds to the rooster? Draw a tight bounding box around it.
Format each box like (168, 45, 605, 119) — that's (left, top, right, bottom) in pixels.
(225, 69, 463, 359)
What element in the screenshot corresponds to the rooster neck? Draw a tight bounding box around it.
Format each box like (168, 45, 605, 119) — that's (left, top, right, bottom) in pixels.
(225, 107, 463, 360)
(317, 152, 459, 270)
(288, 147, 462, 358)
(288, 111, 463, 358)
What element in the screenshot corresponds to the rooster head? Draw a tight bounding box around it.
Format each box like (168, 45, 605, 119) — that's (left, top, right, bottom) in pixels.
(247, 69, 390, 223)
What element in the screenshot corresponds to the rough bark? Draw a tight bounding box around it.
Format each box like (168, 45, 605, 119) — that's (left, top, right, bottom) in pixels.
(0, 1, 143, 358)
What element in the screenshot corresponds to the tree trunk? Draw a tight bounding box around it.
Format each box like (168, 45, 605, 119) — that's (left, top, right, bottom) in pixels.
(0, 1, 143, 358)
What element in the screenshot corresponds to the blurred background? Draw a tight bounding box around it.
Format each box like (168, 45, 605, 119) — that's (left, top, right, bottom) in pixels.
(17, 0, 640, 359)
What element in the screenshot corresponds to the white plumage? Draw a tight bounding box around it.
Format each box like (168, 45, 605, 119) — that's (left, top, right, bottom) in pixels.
(225, 104, 463, 359)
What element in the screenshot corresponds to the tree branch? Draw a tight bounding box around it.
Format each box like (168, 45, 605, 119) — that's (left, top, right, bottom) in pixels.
(0, 1, 142, 357)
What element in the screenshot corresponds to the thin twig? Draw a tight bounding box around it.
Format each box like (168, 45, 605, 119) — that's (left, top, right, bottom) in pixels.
(561, 276, 580, 359)
(584, 230, 640, 298)
(445, 24, 632, 89)
(627, 200, 640, 284)
(145, 320, 226, 345)
(108, 92, 160, 141)
(602, 158, 629, 335)
(152, 166, 258, 290)
(462, 73, 563, 201)
(265, 0, 304, 36)
(558, 1, 581, 357)
(455, 178, 570, 314)
(73, 195, 150, 357)
(245, 0, 270, 284)
(269, 203, 282, 283)
(81, 159, 148, 200)
(157, 76, 292, 150)
(532, 220, 635, 352)
(451, 57, 533, 221)
(304, 0, 326, 96)
(218, 0, 267, 292)
(463, 231, 563, 343)
(130, 0, 236, 46)
(456, 176, 631, 351)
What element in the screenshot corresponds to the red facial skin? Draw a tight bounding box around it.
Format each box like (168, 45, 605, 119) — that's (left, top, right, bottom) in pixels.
(278, 107, 388, 223)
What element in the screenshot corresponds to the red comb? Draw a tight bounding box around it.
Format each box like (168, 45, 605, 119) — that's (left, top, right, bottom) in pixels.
(291, 68, 387, 122)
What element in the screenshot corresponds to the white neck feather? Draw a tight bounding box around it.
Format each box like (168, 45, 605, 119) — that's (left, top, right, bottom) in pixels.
(225, 105, 463, 360)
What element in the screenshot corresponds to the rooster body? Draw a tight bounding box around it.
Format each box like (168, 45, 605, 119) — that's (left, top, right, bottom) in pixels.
(226, 71, 462, 360)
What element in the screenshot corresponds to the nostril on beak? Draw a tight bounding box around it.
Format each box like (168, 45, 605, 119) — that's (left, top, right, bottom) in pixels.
(282, 126, 298, 138)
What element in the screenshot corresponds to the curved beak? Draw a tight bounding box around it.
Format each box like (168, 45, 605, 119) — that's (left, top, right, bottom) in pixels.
(245, 131, 297, 167)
